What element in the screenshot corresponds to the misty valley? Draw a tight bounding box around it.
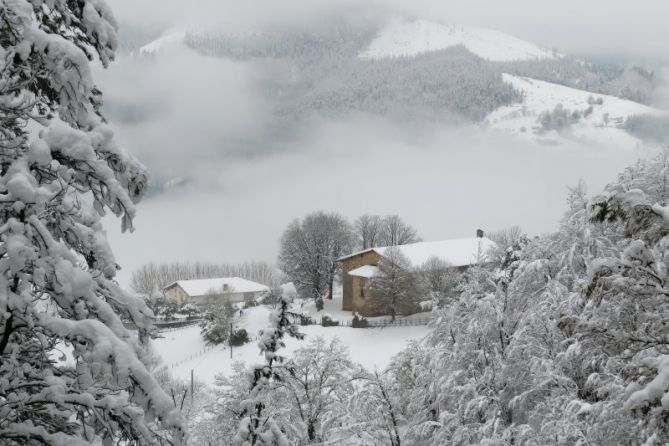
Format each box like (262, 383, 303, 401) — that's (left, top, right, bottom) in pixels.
(1, 1, 669, 445)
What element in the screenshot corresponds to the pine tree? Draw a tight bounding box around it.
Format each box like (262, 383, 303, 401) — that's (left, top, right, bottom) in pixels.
(200, 298, 235, 345)
(233, 288, 303, 445)
(0, 1, 182, 443)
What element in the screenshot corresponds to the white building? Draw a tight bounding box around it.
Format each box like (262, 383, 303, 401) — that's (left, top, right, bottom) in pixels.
(163, 277, 270, 306)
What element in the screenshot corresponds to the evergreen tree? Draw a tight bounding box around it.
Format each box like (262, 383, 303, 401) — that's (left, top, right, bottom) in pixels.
(200, 298, 235, 345)
(0, 0, 182, 443)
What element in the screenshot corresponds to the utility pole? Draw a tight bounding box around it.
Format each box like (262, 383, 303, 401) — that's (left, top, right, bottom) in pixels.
(190, 369, 194, 404)
(230, 322, 233, 359)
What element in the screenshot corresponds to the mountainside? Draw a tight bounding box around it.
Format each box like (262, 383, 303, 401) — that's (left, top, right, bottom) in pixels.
(138, 30, 187, 55)
(486, 74, 664, 146)
(360, 18, 558, 62)
(122, 17, 665, 147)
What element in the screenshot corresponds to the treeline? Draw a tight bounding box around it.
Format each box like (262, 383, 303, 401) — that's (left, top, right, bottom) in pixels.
(625, 114, 669, 144)
(290, 46, 522, 122)
(498, 57, 658, 105)
(182, 20, 661, 125)
(130, 261, 281, 296)
(184, 26, 522, 122)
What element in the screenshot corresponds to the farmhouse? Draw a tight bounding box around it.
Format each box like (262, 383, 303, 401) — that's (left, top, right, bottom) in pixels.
(338, 232, 496, 316)
(163, 277, 270, 307)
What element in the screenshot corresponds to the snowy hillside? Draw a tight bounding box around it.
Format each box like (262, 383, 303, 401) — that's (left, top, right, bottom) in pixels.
(361, 19, 558, 61)
(138, 30, 187, 56)
(486, 74, 664, 145)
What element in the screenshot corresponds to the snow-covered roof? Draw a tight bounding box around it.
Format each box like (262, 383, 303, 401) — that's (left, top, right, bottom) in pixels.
(348, 265, 380, 278)
(339, 237, 496, 268)
(164, 277, 270, 297)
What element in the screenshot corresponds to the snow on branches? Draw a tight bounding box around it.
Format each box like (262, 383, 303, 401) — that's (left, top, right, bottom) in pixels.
(233, 289, 303, 446)
(0, 0, 182, 444)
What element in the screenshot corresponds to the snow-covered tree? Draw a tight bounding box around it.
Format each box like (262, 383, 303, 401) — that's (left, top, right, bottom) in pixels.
(367, 247, 422, 319)
(416, 256, 459, 306)
(233, 288, 303, 445)
(334, 369, 404, 446)
(0, 0, 183, 444)
(274, 337, 357, 443)
(200, 298, 235, 345)
(278, 211, 354, 301)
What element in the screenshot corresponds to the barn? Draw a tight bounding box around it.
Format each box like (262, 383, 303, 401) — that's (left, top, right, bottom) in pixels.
(338, 233, 496, 316)
(163, 277, 270, 307)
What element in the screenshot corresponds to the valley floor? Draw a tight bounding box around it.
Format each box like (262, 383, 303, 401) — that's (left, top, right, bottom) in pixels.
(151, 296, 429, 384)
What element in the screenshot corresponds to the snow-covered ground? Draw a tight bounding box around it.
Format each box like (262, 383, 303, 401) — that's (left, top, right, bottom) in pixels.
(138, 30, 187, 56)
(151, 299, 429, 385)
(486, 74, 664, 147)
(360, 18, 557, 61)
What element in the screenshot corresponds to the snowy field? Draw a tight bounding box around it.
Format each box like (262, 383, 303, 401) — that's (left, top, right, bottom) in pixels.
(486, 74, 665, 146)
(360, 18, 557, 61)
(151, 300, 429, 385)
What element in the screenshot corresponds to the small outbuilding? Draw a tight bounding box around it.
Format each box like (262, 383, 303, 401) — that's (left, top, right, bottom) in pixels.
(163, 277, 270, 307)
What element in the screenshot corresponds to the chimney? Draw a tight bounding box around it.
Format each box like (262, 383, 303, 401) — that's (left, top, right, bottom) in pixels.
(476, 229, 484, 238)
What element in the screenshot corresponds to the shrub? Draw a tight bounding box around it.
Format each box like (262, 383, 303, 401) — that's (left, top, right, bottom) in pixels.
(351, 313, 369, 328)
(229, 328, 250, 346)
(299, 313, 314, 326)
(321, 315, 339, 327)
(315, 297, 324, 311)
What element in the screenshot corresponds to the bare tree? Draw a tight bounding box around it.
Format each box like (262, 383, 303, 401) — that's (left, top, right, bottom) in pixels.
(278, 212, 355, 301)
(487, 225, 523, 262)
(418, 256, 460, 306)
(275, 337, 357, 443)
(379, 215, 421, 246)
(367, 247, 422, 320)
(355, 214, 383, 250)
(488, 226, 523, 251)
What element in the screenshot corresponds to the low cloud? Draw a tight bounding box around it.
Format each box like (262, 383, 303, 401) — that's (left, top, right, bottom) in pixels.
(107, 114, 652, 284)
(108, 0, 669, 62)
(98, 1, 666, 285)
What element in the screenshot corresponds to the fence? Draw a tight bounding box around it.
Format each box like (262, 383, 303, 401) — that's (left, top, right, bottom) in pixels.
(362, 317, 431, 327)
(122, 318, 202, 332)
(165, 344, 218, 369)
(304, 316, 431, 328)
(155, 319, 202, 332)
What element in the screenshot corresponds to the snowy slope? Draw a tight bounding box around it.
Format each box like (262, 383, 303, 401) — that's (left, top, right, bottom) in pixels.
(486, 74, 664, 146)
(361, 19, 557, 61)
(138, 30, 187, 56)
(152, 300, 428, 384)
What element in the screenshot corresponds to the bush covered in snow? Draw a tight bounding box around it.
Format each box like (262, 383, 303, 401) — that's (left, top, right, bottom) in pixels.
(320, 314, 339, 327)
(200, 299, 235, 345)
(351, 313, 370, 328)
(229, 328, 250, 346)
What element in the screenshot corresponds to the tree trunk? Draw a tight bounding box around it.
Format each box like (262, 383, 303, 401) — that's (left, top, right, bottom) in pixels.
(327, 276, 334, 300)
(308, 420, 316, 441)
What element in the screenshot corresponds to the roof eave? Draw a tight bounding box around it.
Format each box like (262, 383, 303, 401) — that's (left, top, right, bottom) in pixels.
(337, 248, 379, 262)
